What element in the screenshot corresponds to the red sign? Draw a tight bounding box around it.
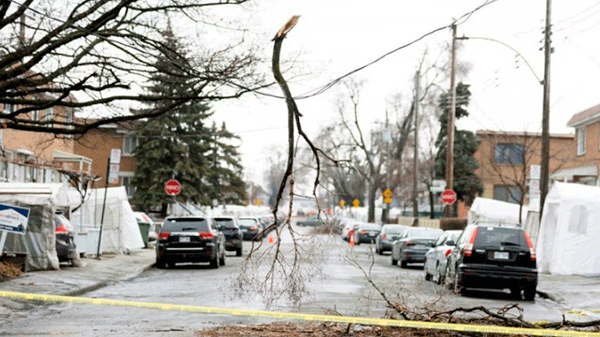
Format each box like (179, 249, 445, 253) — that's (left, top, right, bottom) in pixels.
(441, 189, 457, 205)
(165, 179, 182, 196)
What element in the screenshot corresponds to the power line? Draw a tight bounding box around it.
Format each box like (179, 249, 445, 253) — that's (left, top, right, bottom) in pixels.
(7, 0, 503, 102)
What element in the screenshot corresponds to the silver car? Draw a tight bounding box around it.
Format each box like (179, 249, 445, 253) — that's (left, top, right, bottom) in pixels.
(423, 230, 462, 284)
(375, 224, 408, 254)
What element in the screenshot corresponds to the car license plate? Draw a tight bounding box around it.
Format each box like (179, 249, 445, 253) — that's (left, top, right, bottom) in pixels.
(494, 251, 509, 260)
(179, 236, 190, 243)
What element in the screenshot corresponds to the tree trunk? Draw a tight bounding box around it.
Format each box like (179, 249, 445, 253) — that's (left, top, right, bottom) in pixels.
(368, 182, 377, 222)
(381, 206, 388, 223)
(429, 188, 435, 219)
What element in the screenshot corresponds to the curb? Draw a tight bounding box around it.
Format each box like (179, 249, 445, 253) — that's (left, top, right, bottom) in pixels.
(65, 262, 155, 297)
(536, 289, 563, 303)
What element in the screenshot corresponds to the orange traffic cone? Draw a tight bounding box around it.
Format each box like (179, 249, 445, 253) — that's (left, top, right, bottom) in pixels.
(349, 233, 355, 246)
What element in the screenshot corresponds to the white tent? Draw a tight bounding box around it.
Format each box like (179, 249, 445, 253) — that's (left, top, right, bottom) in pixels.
(69, 186, 144, 254)
(468, 197, 528, 226)
(0, 183, 71, 270)
(537, 182, 600, 276)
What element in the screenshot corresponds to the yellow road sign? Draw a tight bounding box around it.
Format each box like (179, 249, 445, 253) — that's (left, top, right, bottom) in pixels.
(352, 199, 360, 208)
(383, 188, 392, 198)
(339, 199, 346, 208)
(256, 198, 262, 206)
(384, 197, 392, 204)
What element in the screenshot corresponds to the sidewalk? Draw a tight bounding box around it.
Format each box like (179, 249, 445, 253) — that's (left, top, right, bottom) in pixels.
(537, 273, 600, 312)
(0, 248, 155, 297)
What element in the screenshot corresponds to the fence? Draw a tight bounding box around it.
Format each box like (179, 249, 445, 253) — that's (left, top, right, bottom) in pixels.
(396, 216, 441, 229)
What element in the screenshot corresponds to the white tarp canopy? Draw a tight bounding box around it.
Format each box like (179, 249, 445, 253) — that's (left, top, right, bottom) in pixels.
(0, 183, 71, 270)
(537, 182, 600, 276)
(69, 186, 143, 254)
(468, 197, 528, 226)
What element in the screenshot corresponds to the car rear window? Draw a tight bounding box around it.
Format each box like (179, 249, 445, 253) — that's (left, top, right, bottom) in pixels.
(213, 218, 237, 228)
(361, 224, 381, 231)
(383, 226, 404, 234)
(473, 227, 526, 248)
(162, 218, 209, 232)
(239, 219, 256, 227)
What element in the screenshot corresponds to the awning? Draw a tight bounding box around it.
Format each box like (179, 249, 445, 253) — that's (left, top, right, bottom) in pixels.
(550, 165, 598, 181)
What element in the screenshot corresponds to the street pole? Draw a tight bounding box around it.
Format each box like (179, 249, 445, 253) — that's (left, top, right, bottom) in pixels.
(96, 157, 110, 259)
(412, 69, 420, 217)
(540, 0, 552, 217)
(445, 24, 457, 218)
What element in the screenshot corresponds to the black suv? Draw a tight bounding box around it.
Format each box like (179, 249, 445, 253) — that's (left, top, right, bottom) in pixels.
(156, 217, 226, 269)
(212, 216, 243, 257)
(445, 223, 537, 300)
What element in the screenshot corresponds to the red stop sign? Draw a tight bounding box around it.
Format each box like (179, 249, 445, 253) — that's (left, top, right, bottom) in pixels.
(441, 189, 457, 205)
(165, 179, 182, 196)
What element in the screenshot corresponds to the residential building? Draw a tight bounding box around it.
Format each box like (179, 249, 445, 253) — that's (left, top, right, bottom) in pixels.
(560, 103, 600, 185)
(0, 103, 92, 183)
(473, 130, 576, 205)
(72, 123, 138, 197)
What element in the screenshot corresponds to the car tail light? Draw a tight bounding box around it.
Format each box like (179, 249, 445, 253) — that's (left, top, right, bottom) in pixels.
(359, 230, 366, 234)
(55, 224, 69, 233)
(381, 234, 387, 240)
(464, 227, 479, 257)
(523, 231, 536, 261)
(250, 227, 257, 231)
(199, 232, 215, 239)
(158, 232, 170, 240)
(445, 248, 453, 257)
(405, 241, 416, 247)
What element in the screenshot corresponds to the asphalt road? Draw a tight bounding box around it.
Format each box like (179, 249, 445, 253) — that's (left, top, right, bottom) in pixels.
(0, 221, 574, 336)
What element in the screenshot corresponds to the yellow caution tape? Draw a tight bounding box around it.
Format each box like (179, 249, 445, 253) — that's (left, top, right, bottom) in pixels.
(0, 290, 598, 336)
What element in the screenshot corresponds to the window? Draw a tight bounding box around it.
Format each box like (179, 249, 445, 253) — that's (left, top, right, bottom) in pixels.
(494, 143, 524, 164)
(123, 135, 139, 155)
(31, 109, 39, 121)
(44, 107, 54, 122)
(2, 103, 16, 114)
(121, 175, 135, 198)
(577, 127, 586, 155)
(493, 185, 522, 204)
(0, 160, 7, 182)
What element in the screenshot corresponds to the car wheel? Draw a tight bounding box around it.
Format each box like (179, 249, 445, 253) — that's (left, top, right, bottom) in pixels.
(236, 248, 242, 257)
(436, 263, 445, 285)
(400, 259, 408, 268)
(210, 251, 220, 269)
(219, 250, 226, 266)
(391, 254, 398, 266)
(510, 287, 522, 299)
(375, 245, 380, 255)
(424, 269, 432, 281)
(156, 258, 166, 269)
(523, 285, 536, 301)
(453, 271, 466, 295)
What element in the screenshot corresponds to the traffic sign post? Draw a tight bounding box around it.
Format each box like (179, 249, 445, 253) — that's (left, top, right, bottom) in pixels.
(165, 179, 182, 196)
(441, 189, 457, 206)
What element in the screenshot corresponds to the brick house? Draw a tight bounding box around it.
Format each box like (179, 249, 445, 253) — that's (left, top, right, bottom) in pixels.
(72, 123, 139, 197)
(473, 130, 576, 205)
(0, 103, 92, 183)
(557, 103, 600, 185)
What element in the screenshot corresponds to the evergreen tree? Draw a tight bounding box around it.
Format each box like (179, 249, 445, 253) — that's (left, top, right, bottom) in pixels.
(434, 83, 483, 207)
(130, 26, 244, 216)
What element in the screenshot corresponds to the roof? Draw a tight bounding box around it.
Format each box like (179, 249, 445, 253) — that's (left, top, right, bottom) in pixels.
(476, 130, 573, 139)
(567, 103, 600, 127)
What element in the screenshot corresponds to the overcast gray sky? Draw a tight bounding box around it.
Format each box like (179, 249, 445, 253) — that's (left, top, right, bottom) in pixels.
(206, 0, 600, 186)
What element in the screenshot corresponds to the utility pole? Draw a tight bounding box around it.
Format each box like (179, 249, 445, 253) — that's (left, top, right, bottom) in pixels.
(540, 0, 552, 217)
(445, 24, 457, 218)
(412, 69, 420, 217)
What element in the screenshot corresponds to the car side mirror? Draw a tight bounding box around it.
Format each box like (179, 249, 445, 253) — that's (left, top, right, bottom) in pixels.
(446, 240, 455, 246)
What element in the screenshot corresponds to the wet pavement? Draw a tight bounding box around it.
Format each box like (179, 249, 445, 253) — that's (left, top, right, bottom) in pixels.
(1, 220, 599, 336)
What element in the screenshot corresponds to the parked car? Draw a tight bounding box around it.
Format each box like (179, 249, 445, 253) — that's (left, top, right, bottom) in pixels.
(341, 222, 362, 241)
(212, 216, 243, 257)
(54, 213, 78, 265)
(297, 215, 323, 227)
(424, 230, 462, 284)
(155, 216, 226, 269)
(133, 211, 156, 243)
(391, 227, 443, 268)
(445, 223, 537, 300)
(352, 223, 382, 244)
(238, 217, 264, 241)
(375, 224, 408, 254)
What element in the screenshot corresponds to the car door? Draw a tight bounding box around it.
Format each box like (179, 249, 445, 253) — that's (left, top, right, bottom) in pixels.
(426, 233, 446, 275)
